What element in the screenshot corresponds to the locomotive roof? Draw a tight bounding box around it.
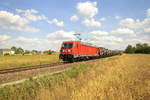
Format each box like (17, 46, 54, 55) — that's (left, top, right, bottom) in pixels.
(62, 41, 112, 50)
(62, 41, 98, 48)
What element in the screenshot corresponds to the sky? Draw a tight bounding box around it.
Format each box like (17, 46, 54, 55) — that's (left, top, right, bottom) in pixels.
(0, 0, 150, 51)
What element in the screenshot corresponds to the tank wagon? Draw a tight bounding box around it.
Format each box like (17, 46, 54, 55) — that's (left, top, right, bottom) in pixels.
(59, 41, 119, 62)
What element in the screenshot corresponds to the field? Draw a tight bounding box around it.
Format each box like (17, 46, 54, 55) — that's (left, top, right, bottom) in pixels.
(0, 53, 60, 70)
(0, 54, 150, 100)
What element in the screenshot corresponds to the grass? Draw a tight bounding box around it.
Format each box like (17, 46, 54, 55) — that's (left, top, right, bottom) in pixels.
(0, 53, 61, 70)
(0, 54, 150, 100)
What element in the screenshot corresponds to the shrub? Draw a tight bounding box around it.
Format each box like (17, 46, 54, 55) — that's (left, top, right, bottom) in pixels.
(4, 53, 10, 56)
(48, 50, 52, 55)
(119, 52, 123, 55)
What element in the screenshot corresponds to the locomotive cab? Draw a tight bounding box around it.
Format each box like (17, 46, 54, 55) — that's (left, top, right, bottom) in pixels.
(59, 41, 76, 62)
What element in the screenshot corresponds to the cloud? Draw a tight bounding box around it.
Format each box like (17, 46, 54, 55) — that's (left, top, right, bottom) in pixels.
(147, 8, 150, 17)
(89, 35, 124, 49)
(16, 9, 38, 14)
(70, 15, 79, 22)
(74, 1, 100, 28)
(16, 9, 47, 21)
(120, 11, 150, 34)
(115, 16, 121, 19)
(120, 18, 142, 29)
(94, 36, 123, 42)
(17, 26, 40, 33)
(120, 17, 150, 30)
(47, 18, 64, 27)
(77, 1, 98, 18)
(124, 35, 150, 47)
(47, 30, 76, 40)
(0, 30, 76, 50)
(91, 30, 108, 35)
(17, 9, 64, 27)
(0, 11, 28, 26)
(144, 27, 150, 33)
(111, 28, 135, 36)
(0, 35, 11, 41)
(0, 10, 40, 33)
(99, 17, 106, 21)
(0, 36, 59, 51)
(82, 18, 101, 27)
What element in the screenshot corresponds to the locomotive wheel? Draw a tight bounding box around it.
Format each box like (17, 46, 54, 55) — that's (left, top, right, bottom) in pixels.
(69, 58, 74, 63)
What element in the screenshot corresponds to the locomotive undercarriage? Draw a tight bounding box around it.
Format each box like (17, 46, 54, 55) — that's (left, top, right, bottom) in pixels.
(59, 54, 99, 62)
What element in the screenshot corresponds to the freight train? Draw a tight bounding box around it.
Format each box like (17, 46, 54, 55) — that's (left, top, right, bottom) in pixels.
(59, 41, 119, 62)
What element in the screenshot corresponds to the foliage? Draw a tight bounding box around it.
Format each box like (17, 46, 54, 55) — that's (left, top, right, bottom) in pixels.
(47, 50, 52, 55)
(11, 46, 24, 54)
(11, 46, 42, 55)
(125, 43, 150, 54)
(31, 50, 38, 54)
(119, 52, 123, 55)
(43, 49, 55, 55)
(16, 47, 24, 54)
(24, 50, 30, 54)
(11, 46, 17, 53)
(125, 45, 135, 53)
(4, 53, 10, 56)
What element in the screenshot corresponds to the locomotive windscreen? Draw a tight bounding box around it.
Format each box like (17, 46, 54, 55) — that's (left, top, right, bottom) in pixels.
(62, 42, 73, 49)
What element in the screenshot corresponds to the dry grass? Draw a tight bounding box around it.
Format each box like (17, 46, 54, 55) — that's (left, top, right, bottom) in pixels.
(0, 54, 150, 100)
(0, 53, 60, 70)
(38, 54, 150, 100)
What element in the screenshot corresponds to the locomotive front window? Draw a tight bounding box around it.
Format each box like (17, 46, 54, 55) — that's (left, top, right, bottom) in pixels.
(62, 43, 73, 49)
(76, 44, 78, 48)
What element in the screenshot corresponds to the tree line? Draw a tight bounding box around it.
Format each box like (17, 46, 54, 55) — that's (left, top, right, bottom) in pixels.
(11, 46, 55, 55)
(125, 43, 150, 54)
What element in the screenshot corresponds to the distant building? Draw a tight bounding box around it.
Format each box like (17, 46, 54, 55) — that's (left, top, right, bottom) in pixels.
(0, 49, 15, 56)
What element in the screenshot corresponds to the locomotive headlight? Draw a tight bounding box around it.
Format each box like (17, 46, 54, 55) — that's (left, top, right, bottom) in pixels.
(68, 50, 72, 53)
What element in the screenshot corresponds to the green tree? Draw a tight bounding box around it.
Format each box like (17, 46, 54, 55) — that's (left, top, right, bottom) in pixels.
(31, 50, 38, 54)
(11, 46, 17, 54)
(24, 50, 30, 54)
(16, 47, 24, 54)
(125, 45, 135, 53)
(47, 50, 52, 55)
(125, 43, 150, 54)
(142, 43, 150, 54)
(135, 43, 143, 53)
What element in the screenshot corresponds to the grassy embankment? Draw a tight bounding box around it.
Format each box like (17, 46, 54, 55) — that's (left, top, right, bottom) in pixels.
(0, 53, 60, 70)
(0, 54, 150, 100)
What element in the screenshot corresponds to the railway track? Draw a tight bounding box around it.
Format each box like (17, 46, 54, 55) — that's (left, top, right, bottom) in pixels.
(0, 62, 66, 74)
(0, 55, 115, 74)
(0, 56, 117, 85)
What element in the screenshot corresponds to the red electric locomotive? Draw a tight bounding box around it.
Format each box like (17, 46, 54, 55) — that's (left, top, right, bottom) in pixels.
(59, 41, 100, 62)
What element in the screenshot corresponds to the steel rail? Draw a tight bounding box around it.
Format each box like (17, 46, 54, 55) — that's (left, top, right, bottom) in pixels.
(0, 62, 66, 74)
(0, 55, 117, 74)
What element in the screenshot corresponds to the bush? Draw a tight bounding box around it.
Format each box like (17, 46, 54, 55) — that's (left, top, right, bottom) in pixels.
(48, 50, 52, 55)
(119, 52, 123, 55)
(4, 53, 10, 56)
